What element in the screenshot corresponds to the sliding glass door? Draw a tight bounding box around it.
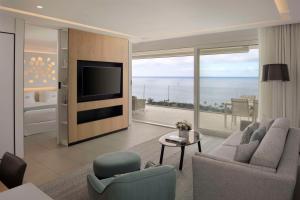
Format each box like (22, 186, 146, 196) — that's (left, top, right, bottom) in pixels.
(131, 46, 259, 138)
(132, 56, 194, 127)
(197, 47, 259, 137)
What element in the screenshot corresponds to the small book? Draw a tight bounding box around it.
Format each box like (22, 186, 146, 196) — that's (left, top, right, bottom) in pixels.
(165, 135, 187, 144)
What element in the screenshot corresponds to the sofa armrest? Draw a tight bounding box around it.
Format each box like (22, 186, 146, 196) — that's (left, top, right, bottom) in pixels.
(192, 153, 295, 200)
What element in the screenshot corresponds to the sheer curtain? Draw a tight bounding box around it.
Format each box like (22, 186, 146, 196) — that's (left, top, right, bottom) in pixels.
(258, 23, 300, 127)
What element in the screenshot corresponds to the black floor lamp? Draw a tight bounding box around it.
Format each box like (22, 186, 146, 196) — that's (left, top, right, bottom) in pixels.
(262, 64, 290, 117)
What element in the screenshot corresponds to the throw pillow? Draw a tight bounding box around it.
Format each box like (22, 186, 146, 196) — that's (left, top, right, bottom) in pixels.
(240, 122, 259, 144)
(234, 140, 260, 163)
(144, 161, 159, 169)
(250, 126, 267, 142)
(250, 118, 289, 169)
(259, 118, 274, 131)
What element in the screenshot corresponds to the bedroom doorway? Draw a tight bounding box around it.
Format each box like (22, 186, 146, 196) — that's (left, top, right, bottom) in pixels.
(23, 24, 59, 155)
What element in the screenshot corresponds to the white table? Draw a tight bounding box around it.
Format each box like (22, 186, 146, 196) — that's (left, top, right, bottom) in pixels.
(0, 183, 53, 200)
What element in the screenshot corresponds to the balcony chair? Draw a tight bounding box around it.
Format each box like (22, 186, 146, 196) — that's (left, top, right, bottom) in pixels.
(252, 99, 259, 122)
(132, 96, 146, 111)
(0, 152, 27, 189)
(240, 95, 256, 102)
(231, 98, 251, 128)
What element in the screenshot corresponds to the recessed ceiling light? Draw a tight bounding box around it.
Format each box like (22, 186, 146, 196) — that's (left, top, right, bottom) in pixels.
(274, 0, 290, 20)
(36, 5, 43, 9)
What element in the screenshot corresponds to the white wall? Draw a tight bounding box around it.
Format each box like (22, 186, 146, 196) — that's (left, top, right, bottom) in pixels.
(25, 24, 58, 53)
(133, 29, 258, 52)
(24, 25, 58, 89)
(0, 32, 15, 157)
(24, 52, 58, 88)
(0, 13, 15, 33)
(15, 18, 25, 158)
(128, 41, 132, 125)
(0, 12, 25, 158)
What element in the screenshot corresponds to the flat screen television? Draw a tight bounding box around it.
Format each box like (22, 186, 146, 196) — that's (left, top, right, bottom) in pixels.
(77, 60, 123, 102)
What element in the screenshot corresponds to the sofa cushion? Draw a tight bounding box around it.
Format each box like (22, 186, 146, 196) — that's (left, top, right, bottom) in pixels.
(250, 126, 267, 142)
(234, 140, 259, 163)
(223, 132, 242, 146)
(240, 122, 259, 144)
(209, 145, 236, 161)
(271, 118, 289, 131)
(250, 118, 289, 169)
(240, 128, 254, 144)
(259, 118, 274, 131)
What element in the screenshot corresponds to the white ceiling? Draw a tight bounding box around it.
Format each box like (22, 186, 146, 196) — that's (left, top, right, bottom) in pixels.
(1, 0, 300, 42)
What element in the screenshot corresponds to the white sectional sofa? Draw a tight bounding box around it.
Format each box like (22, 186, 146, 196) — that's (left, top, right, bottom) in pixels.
(193, 118, 300, 200)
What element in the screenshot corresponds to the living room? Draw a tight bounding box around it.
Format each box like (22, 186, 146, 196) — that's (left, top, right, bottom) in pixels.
(0, 0, 300, 200)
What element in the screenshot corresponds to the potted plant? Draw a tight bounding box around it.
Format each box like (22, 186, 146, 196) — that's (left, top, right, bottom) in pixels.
(176, 120, 192, 137)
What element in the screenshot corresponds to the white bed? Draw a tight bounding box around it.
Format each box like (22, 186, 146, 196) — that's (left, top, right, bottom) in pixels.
(24, 91, 57, 136)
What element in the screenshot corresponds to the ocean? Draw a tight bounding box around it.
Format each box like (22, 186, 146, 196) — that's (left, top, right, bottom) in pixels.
(132, 77, 259, 106)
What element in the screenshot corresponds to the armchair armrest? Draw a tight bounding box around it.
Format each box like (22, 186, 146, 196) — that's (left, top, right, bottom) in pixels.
(192, 153, 295, 200)
(87, 174, 114, 194)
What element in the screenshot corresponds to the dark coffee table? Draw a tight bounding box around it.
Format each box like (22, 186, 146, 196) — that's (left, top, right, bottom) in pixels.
(158, 130, 201, 170)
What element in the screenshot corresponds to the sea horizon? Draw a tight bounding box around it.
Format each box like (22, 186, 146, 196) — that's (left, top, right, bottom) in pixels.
(132, 76, 259, 105)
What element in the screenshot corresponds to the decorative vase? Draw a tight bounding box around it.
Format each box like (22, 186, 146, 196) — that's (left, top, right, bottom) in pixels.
(179, 130, 189, 138)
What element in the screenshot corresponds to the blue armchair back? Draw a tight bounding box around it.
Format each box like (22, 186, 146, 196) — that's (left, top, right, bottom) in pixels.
(87, 165, 176, 200)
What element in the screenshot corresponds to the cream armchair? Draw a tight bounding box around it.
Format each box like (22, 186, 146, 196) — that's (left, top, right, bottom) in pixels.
(132, 96, 146, 111)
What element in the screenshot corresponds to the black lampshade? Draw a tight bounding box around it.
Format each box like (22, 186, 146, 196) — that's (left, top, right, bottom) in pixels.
(262, 64, 290, 81)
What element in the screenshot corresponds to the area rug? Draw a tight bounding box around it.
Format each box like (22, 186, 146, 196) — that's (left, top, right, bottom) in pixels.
(39, 135, 223, 200)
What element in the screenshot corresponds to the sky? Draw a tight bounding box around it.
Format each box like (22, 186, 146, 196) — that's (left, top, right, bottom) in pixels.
(132, 49, 259, 77)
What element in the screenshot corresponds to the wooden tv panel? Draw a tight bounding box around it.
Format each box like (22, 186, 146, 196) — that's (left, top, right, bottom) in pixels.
(67, 29, 129, 144)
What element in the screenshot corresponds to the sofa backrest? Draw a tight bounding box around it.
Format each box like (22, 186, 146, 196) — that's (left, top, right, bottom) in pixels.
(250, 118, 289, 169)
(276, 128, 299, 181)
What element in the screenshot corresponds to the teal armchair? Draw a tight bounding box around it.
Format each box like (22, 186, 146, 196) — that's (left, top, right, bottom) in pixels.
(87, 165, 176, 200)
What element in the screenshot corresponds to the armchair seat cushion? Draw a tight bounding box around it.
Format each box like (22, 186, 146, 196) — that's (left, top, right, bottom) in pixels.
(93, 151, 141, 179)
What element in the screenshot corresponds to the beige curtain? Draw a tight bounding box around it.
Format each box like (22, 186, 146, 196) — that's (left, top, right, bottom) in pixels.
(258, 23, 300, 127)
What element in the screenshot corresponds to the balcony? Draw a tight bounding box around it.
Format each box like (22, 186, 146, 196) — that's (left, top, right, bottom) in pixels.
(133, 104, 243, 138)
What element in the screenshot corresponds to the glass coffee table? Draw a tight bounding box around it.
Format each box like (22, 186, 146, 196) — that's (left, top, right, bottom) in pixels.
(158, 130, 201, 170)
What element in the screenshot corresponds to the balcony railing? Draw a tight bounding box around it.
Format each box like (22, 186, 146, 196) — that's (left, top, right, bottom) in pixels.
(133, 80, 258, 137)
(132, 99, 257, 138)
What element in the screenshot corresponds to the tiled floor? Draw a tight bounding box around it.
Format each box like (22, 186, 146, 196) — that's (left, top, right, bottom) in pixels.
(23, 122, 173, 185)
(24, 122, 227, 186)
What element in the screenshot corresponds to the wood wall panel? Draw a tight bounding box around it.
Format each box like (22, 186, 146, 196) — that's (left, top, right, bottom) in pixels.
(77, 98, 124, 112)
(68, 29, 129, 143)
(77, 116, 127, 141)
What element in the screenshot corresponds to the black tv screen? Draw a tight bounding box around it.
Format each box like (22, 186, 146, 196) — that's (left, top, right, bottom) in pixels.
(77, 60, 123, 102)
